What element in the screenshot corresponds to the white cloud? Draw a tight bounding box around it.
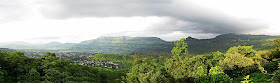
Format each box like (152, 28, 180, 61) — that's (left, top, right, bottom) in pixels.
(0, 0, 279, 44)
(0, 16, 163, 44)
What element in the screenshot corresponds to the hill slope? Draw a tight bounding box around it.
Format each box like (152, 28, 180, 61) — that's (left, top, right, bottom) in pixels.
(2, 34, 279, 55)
(186, 33, 280, 54)
(70, 36, 174, 54)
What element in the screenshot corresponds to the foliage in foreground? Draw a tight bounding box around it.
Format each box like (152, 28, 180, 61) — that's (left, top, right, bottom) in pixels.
(1, 38, 280, 83)
(123, 38, 280, 83)
(0, 51, 125, 83)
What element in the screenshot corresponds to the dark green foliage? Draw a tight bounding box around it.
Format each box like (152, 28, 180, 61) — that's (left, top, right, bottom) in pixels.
(195, 66, 232, 83)
(262, 62, 279, 73)
(271, 70, 280, 82)
(249, 73, 271, 83)
(19, 68, 41, 83)
(0, 67, 3, 83)
(124, 59, 172, 83)
(0, 51, 125, 83)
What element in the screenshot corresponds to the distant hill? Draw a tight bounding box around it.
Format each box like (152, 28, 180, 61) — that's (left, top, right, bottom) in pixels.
(69, 34, 280, 55)
(42, 41, 63, 46)
(1, 34, 279, 55)
(70, 36, 174, 54)
(186, 33, 280, 54)
(0, 42, 77, 50)
(1, 44, 35, 49)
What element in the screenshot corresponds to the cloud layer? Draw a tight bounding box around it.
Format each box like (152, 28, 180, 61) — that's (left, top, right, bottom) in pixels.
(41, 0, 267, 34)
(0, 0, 273, 44)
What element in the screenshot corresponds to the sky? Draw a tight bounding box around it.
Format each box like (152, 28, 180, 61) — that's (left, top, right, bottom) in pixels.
(0, 0, 280, 44)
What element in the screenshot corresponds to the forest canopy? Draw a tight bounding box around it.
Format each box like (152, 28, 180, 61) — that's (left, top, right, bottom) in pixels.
(1, 38, 280, 83)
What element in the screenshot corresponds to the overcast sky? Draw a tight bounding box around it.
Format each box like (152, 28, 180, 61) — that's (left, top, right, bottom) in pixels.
(0, 0, 279, 44)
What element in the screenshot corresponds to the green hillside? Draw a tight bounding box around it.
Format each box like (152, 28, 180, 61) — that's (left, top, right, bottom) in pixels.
(2, 34, 279, 55)
(70, 36, 174, 54)
(70, 34, 280, 55)
(186, 33, 280, 54)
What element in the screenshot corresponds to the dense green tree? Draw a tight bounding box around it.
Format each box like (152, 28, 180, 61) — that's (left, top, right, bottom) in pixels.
(19, 68, 41, 83)
(249, 73, 271, 83)
(165, 38, 189, 81)
(226, 45, 257, 57)
(2, 37, 280, 83)
(0, 67, 3, 82)
(208, 66, 232, 83)
(274, 38, 280, 50)
(209, 51, 225, 66)
(219, 53, 255, 70)
(165, 38, 213, 82)
(171, 38, 188, 56)
(0, 51, 122, 83)
(42, 68, 69, 82)
(124, 59, 170, 83)
(218, 46, 260, 78)
(41, 52, 59, 62)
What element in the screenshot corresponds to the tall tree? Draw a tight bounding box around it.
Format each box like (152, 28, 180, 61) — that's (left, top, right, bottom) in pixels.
(171, 38, 188, 56)
(165, 38, 210, 82)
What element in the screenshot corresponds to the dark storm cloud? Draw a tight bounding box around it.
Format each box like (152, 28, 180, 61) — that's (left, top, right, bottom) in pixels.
(41, 0, 267, 34)
(41, 0, 171, 18)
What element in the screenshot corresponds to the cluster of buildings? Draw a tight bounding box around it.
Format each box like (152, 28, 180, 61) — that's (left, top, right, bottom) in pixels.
(17, 50, 96, 59)
(8, 49, 124, 69)
(73, 60, 124, 69)
(55, 52, 96, 59)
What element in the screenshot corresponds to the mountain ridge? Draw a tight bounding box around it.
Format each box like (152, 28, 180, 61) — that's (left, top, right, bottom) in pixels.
(1, 33, 280, 54)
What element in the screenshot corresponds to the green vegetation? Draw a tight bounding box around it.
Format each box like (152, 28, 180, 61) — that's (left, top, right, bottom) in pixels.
(69, 34, 280, 55)
(122, 38, 280, 83)
(87, 53, 134, 69)
(70, 36, 174, 54)
(186, 33, 280, 54)
(0, 51, 125, 83)
(1, 35, 280, 83)
(2, 33, 279, 55)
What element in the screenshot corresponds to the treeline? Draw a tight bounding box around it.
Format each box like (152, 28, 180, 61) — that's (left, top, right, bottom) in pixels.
(0, 52, 125, 83)
(122, 38, 280, 83)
